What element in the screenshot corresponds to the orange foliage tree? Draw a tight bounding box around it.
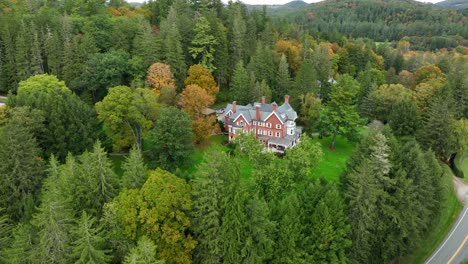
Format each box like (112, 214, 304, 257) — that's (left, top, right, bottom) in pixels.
(178, 84, 218, 143)
(414, 64, 446, 86)
(275, 39, 303, 74)
(184, 64, 219, 96)
(146, 63, 176, 96)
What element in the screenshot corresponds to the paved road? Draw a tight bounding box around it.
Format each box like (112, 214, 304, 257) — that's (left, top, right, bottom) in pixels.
(426, 177, 468, 264)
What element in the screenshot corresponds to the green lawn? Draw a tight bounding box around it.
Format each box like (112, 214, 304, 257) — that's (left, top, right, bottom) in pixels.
(402, 165, 463, 264)
(310, 135, 357, 182)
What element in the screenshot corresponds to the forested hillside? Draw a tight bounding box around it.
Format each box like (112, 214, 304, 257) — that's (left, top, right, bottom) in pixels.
(0, 0, 467, 263)
(274, 0, 467, 50)
(437, 0, 468, 10)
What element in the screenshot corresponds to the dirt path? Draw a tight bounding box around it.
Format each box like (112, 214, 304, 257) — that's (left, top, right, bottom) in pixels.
(453, 176, 468, 203)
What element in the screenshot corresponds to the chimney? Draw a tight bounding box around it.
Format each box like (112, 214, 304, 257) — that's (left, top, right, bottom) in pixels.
(261, 96, 266, 104)
(256, 105, 260, 120)
(272, 102, 278, 112)
(232, 101, 237, 113)
(284, 95, 290, 104)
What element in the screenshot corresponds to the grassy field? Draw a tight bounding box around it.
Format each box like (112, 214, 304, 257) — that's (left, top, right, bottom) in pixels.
(403, 165, 463, 264)
(310, 135, 357, 182)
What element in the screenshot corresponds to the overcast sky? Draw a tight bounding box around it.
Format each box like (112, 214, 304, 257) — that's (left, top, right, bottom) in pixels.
(130, 0, 442, 4)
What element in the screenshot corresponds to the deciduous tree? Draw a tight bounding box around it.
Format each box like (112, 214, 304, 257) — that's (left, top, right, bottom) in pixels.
(96, 86, 159, 151)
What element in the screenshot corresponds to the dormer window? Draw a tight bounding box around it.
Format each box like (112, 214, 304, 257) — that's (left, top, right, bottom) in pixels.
(240, 121, 244, 126)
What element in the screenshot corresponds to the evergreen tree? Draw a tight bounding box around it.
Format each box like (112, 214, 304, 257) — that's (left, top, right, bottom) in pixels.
(44, 29, 63, 78)
(132, 19, 160, 70)
(313, 44, 333, 100)
(2, 224, 35, 264)
(295, 59, 319, 102)
(32, 157, 74, 264)
(0, 108, 45, 222)
(388, 99, 421, 137)
(123, 236, 162, 264)
(242, 197, 275, 264)
(191, 151, 233, 264)
(121, 146, 147, 190)
(74, 141, 119, 217)
(276, 54, 291, 100)
(160, 7, 187, 86)
(220, 163, 246, 264)
(230, 60, 251, 104)
(190, 16, 218, 72)
(0, 208, 12, 258)
(271, 194, 303, 264)
(248, 43, 276, 89)
(14, 20, 32, 83)
(229, 7, 246, 69)
(420, 92, 460, 162)
(69, 211, 112, 264)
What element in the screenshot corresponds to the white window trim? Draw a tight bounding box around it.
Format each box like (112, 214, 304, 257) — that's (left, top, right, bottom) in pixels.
(269, 131, 272, 136)
(267, 123, 272, 128)
(276, 132, 280, 137)
(276, 124, 281, 129)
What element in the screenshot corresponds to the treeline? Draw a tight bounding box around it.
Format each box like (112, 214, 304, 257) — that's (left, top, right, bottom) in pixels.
(276, 0, 467, 51)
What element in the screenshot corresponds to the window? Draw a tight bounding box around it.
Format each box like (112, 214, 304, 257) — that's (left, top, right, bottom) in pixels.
(263, 130, 267, 135)
(269, 131, 272, 136)
(258, 129, 262, 135)
(267, 123, 272, 128)
(276, 124, 281, 129)
(240, 121, 244, 126)
(253, 121, 256, 125)
(276, 132, 280, 137)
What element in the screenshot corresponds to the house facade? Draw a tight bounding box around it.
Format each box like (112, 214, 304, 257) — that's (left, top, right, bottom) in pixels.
(223, 95, 302, 152)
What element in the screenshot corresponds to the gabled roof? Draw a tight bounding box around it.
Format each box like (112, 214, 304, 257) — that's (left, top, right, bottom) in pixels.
(224, 99, 298, 124)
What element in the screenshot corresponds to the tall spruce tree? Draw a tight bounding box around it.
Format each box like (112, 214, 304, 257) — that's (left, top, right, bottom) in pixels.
(190, 16, 218, 72)
(275, 54, 292, 101)
(230, 60, 251, 104)
(160, 7, 187, 86)
(69, 211, 112, 264)
(32, 157, 74, 264)
(121, 146, 147, 190)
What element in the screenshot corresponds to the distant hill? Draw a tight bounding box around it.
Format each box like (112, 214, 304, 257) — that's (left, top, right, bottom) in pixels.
(273, 0, 467, 49)
(245, 0, 308, 11)
(436, 0, 468, 10)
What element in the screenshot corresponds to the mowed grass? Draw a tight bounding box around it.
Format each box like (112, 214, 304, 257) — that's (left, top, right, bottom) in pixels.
(402, 165, 463, 264)
(310, 135, 357, 182)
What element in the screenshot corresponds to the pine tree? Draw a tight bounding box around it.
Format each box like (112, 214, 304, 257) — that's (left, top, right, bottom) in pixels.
(230, 60, 251, 104)
(190, 16, 218, 72)
(160, 7, 187, 86)
(272, 194, 303, 264)
(75, 141, 119, 217)
(220, 162, 246, 264)
(123, 236, 162, 264)
(192, 151, 233, 264)
(32, 157, 74, 264)
(313, 43, 333, 100)
(15, 20, 32, 82)
(44, 28, 63, 78)
(248, 43, 276, 89)
(229, 7, 246, 69)
(132, 19, 159, 70)
(295, 59, 319, 100)
(2, 224, 35, 264)
(0, 109, 45, 222)
(30, 26, 44, 75)
(121, 146, 147, 190)
(242, 197, 275, 264)
(0, 208, 12, 258)
(276, 54, 291, 101)
(69, 211, 112, 264)
(420, 92, 460, 163)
